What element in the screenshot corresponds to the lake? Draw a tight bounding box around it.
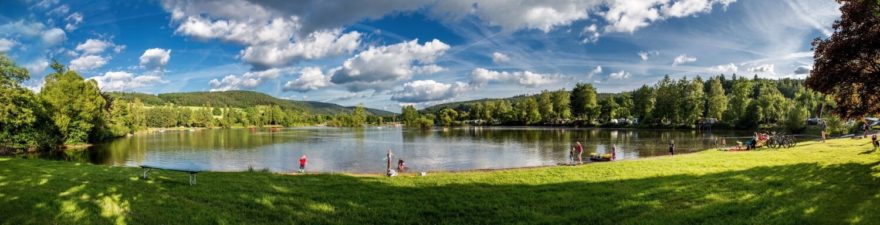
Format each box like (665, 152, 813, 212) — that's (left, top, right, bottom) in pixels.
(43, 127, 756, 173)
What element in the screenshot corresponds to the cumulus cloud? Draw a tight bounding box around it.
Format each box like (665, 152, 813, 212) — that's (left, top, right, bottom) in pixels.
(139, 48, 171, 70)
(710, 63, 738, 74)
(69, 55, 109, 71)
(391, 80, 469, 103)
(491, 52, 510, 64)
(209, 67, 287, 91)
(638, 50, 658, 61)
(794, 66, 811, 74)
(75, 39, 124, 55)
(587, 66, 603, 79)
(672, 54, 697, 66)
(0, 38, 16, 52)
(608, 70, 631, 80)
(241, 30, 361, 69)
(41, 28, 66, 46)
(470, 68, 559, 87)
(162, 0, 363, 69)
(161, 0, 735, 66)
(580, 24, 600, 43)
(283, 67, 332, 92)
(65, 12, 83, 31)
(434, 1, 599, 33)
(747, 64, 775, 76)
(89, 71, 167, 92)
(604, 0, 737, 33)
(329, 39, 450, 91)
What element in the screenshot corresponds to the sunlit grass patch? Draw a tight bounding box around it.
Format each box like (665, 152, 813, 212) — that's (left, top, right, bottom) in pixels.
(1, 138, 878, 224)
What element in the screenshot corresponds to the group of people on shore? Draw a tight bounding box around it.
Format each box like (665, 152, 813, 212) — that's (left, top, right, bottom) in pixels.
(568, 141, 665, 164)
(296, 150, 408, 176)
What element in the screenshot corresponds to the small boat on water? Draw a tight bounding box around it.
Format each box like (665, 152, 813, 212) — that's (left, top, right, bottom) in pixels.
(589, 153, 613, 162)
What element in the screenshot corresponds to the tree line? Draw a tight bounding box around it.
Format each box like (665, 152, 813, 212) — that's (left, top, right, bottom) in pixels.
(0, 55, 375, 152)
(411, 75, 846, 133)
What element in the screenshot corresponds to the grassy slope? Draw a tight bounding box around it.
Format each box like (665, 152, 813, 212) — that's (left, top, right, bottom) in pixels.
(1, 139, 879, 225)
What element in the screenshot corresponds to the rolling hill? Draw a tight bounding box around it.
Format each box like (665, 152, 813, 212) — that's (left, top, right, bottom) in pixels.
(106, 91, 396, 116)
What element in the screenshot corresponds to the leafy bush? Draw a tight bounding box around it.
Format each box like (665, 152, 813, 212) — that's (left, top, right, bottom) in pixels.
(784, 105, 809, 133)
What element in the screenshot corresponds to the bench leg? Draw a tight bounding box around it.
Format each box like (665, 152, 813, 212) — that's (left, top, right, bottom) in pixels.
(142, 168, 151, 179)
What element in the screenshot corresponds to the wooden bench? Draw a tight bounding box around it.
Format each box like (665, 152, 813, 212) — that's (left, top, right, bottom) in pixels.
(140, 165, 201, 185)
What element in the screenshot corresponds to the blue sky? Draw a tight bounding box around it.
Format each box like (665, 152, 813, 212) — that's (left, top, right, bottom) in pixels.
(0, 0, 840, 111)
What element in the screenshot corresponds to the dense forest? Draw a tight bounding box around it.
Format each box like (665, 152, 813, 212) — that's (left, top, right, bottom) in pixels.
(410, 75, 859, 135)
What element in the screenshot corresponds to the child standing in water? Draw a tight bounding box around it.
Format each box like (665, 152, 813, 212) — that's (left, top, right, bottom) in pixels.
(298, 155, 307, 173)
(668, 140, 675, 155)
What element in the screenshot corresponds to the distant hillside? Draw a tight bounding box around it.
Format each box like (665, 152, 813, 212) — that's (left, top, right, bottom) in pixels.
(106, 91, 395, 116)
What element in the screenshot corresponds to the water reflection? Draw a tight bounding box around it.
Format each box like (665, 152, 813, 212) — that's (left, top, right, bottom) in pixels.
(39, 127, 753, 173)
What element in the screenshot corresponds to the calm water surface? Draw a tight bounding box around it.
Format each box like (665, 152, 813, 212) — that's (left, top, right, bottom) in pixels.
(47, 127, 755, 173)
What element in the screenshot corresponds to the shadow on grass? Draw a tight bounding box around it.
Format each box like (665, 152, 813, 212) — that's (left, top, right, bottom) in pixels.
(2, 159, 880, 225)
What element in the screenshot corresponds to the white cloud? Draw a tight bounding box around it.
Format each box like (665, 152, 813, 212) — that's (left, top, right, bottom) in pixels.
(34, 0, 59, 9)
(162, 0, 363, 69)
(608, 70, 631, 80)
(672, 54, 697, 66)
(491, 52, 510, 64)
(433, 1, 599, 33)
(89, 71, 167, 92)
(47, 4, 69, 16)
(413, 65, 447, 74)
(470, 68, 559, 87)
(283, 67, 331, 92)
(69, 55, 109, 71)
(587, 66, 602, 79)
(209, 67, 287, 91)
(139, 48, 171, 70)
(580, 24, 600, 43)
(604, 0, 737, 33)
(25, 59, 50, 75)
(75, 39, 123, 55)
(793, 66, 810, 74)
(710, 63, 738, 74)
(329, 39, 450, 91)
(391, 80, 469, 103)
(746, 64, 775, 77)
(41, 28, 66, 46)
(240, 30, 361, 69)
(65, 12, 83, 31)
(638, 50, 659, 61)
(0, 38, 16, 52)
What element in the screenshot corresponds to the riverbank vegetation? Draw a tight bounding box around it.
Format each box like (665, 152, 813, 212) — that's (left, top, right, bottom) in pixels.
(1, 138, 878, 224)
(418, 76, 849, 133)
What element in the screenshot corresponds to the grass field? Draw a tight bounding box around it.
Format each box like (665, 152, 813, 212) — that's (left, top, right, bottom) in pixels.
(1, 138, 879, 224)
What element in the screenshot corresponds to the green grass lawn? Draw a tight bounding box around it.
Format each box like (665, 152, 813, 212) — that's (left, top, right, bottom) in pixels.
(2, 139, 879, 225)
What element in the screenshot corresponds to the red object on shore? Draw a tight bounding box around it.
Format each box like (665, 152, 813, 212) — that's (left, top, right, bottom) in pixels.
(299, 155, 307, 167)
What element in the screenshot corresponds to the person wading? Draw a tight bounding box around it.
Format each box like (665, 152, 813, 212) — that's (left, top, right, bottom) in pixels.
(668, 140, 675, 155)
(298, 154, 307, 173)
(575, 141, 584, 164)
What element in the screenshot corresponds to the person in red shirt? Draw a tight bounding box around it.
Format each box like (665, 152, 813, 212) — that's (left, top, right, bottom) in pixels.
(298, 155, 307, 173)
(575, 141, 584, 164)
